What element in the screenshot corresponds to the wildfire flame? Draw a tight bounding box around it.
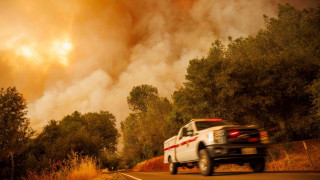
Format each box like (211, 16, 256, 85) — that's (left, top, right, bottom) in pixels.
(14, 39, 72, 67)
(50, 39, 73, 66)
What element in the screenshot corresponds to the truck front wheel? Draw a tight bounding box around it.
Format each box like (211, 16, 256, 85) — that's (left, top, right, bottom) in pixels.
(249, 158, 265, 173)
(198, 149, 213, 176)
(169, 158, 178, 175)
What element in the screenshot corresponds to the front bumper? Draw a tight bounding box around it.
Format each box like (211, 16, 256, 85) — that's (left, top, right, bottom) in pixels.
(206, 144, 267, 163)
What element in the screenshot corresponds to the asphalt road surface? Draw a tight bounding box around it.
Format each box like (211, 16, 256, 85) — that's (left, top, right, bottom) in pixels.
(120, 171, 320, 180)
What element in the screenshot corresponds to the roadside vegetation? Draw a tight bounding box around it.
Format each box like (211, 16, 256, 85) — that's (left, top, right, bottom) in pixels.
(0, 3, 320, 179)
(0, 87, 120, 179)
(24, 152, 100, 180)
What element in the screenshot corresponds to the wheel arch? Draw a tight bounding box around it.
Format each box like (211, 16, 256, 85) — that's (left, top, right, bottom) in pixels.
(197, 141, 207, 158)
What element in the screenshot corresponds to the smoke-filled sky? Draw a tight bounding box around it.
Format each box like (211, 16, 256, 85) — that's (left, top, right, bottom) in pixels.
(0, 0, 319, 131)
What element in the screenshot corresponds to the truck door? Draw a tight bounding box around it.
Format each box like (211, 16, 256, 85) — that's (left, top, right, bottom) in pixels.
(176, 123, 198, 162)
(176, 126, 187, 162)
(184, 123, 198, 161)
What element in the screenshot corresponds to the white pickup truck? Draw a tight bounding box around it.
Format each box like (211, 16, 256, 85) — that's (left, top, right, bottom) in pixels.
(164, 118, 269, 176)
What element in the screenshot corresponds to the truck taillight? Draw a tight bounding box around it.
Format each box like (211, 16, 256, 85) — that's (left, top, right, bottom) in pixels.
(228, 130, 240, 138)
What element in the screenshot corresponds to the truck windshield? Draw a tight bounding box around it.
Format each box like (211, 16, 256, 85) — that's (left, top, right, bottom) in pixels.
(196, 121, 231, 131)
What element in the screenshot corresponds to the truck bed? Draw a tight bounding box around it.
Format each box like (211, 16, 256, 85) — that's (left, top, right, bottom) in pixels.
(164, 135, 177, 163)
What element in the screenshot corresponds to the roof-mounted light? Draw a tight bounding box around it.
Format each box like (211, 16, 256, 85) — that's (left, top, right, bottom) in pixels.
(206, 118, 222, 121)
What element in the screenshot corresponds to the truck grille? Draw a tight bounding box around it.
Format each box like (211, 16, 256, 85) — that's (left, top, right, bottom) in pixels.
(227, 129, 260, 144)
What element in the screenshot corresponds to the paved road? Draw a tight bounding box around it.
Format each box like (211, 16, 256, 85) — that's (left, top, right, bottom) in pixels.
(120, 171, 320, 180)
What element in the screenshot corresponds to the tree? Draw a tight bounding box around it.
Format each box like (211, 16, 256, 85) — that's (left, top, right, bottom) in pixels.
(122, 85, 172, 167)
(220, 4, 320, 140)
(83, 111, 119, 153)
(127, 84, 159, 112)
(308, 77, 320, 132)
(31, 111, 119, 170)
(172, 4, 320, 141)
(121, 113, 144, 167)
(172, 40, 225, 121)
(0, 87, 33, 180)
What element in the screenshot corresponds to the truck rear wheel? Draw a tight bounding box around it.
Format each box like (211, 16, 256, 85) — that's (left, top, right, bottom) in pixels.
(169, 158, 178, 175)
(249, 158, 265, 173)
(198, 149, 213, 176)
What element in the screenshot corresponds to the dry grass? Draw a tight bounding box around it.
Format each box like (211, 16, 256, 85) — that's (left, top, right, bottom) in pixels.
(266, 139, 320, 171)
(24, 152, 101, 180)
(131, 156, 169, 172)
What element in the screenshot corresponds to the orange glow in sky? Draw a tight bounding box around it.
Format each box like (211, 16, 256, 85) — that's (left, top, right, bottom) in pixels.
(14, 39, 72, 67)
(0, 0, 318, 133)
(51, 39, 73, 66)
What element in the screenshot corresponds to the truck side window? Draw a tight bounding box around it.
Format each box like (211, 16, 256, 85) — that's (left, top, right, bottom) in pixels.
(186, 123, 194, 136)
(179, 127, 186, 139)
(183, 128, 188, 137)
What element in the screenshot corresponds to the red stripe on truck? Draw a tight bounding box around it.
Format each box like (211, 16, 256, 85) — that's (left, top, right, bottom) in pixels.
(164, 137, 198, 151)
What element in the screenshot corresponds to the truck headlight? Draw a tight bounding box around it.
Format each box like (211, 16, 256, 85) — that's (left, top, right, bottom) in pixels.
(214, 130, 225, 144)
(208, 131, 214, 144)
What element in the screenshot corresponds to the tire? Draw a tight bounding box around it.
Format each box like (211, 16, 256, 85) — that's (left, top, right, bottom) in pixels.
(198, 149, 214, 176)
(249, 158, 265, 173)
(169, 158, 178, 175)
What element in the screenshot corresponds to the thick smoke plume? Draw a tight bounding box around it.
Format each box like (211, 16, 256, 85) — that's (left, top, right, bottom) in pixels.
(0, 0, 318, 131)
